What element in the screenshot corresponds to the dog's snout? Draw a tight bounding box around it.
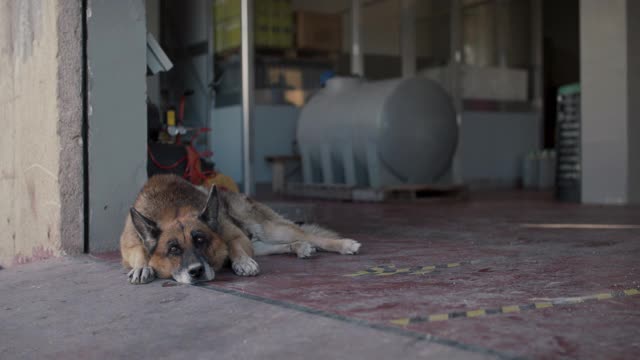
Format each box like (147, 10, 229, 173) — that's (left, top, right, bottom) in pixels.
(188, 264, 204, 278)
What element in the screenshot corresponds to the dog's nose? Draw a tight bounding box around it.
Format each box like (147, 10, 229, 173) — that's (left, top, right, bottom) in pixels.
(188, 264, 204, 278)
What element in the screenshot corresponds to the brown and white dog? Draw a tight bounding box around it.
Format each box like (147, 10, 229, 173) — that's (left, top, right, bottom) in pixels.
(120, 174, 361, 284)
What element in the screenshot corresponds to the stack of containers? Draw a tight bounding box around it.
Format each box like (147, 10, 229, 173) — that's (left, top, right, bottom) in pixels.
(522, 150, 556, 190)
(214, 0, 293, 53)
(555, 83, 581, 202)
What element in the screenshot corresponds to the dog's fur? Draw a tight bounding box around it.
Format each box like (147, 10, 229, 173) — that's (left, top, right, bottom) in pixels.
(120, 174, 361, 284)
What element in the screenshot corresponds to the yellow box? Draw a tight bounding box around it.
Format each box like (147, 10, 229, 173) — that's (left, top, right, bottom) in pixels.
(227, 0, 241, 20)
(214, 0, 227, 22)
(215, 24, 225, 52)
(255, 0, 272, 14)
(226, 19, 241, 50)
(296, 11, 342, 51)
(279, 29, 293, 48)
(214, 0, 293, 53)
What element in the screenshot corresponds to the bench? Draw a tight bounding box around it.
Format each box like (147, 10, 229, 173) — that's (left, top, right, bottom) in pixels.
(265, 155, 301, 193)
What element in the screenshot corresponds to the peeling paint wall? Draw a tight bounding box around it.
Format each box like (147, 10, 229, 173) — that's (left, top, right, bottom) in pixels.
(0, 0, 83, 267)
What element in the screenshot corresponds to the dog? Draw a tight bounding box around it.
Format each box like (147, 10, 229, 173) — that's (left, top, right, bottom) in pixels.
(120, 174, 361, 284)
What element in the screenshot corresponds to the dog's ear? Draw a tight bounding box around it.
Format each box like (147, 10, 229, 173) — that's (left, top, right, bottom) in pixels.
(130, 207, 161, 254)
(199, 185, 220, 232)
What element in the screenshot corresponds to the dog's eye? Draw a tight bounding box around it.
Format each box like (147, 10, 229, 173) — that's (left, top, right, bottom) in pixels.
(192, 233, 208, 246)
(168, 245, 182, 255)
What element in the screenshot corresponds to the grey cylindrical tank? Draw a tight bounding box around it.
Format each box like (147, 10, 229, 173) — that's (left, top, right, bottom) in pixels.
(297, 76, 458, 186)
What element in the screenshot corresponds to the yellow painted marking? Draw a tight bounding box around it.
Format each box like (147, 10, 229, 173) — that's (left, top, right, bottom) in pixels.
(595, 293, 613, 300)
(466, 309, 486, 318)
(390, 318, 411, 326)
(410, 269, 435, 275)
(409, 265, 437, 275)
(389, 289, 640, 326)
(535, 302, 553, 309)
(563, 297, 584, 304)
(581, 293, 611, 301)
(624, 289, 640, 296)
(502, 305, 521, 313)
(345, 259, 480, 277)
(521, 223, 640, 230)
(428, 313, 449, 322)
(344, 271, 372, 277)
(376, 268, 410, 276)
(344, 266, 390, 277)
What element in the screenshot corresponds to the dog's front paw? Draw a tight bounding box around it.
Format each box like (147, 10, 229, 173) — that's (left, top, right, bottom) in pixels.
(232, 257, 260, 276)
(339, 239, 361, 255)
(292, 241, 316, 259)
(128, 266, 156, 284)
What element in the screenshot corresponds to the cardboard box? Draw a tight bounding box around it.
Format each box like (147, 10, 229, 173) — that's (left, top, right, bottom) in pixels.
(215, 24, 225, 52)
(214, 0, 240, 21)
(295, 11, 342, 52)
(214, 0, 293, 53)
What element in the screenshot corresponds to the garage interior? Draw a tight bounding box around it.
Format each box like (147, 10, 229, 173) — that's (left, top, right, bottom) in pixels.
(1, 0, 640, 359)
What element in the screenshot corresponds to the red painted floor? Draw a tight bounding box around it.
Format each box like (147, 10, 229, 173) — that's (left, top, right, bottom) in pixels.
(100, 191, 640, 359)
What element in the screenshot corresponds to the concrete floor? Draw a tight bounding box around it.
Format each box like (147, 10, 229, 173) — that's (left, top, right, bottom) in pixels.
(2, 191, 640, 359)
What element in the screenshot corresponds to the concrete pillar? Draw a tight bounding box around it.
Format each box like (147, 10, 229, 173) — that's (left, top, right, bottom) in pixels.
(449, 0, 464, 185)
(350, 0, 363, 76)
(580, 0, 640, 204)
(627, 1, 640, 204)
(241, 0, 255, 195)
(530, 0, 544, 113)
(400, 0, 416, 77)
(0, 0, 84, 267)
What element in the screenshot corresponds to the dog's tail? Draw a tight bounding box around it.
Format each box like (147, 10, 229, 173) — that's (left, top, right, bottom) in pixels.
(300, 223, 340, 239)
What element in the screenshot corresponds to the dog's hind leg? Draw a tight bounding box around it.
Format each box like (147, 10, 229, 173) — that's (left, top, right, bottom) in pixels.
(253, 240, 315, 258)
(262, 222, 361, 255)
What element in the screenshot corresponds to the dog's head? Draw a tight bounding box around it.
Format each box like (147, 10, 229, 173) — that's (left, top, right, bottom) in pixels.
(130, 186, 227, 284)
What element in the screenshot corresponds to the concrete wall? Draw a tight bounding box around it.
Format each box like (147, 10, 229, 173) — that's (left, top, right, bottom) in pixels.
(87, 0, 147, 252)
(580, 0, 638, 204)
(0, 0, 84, 267)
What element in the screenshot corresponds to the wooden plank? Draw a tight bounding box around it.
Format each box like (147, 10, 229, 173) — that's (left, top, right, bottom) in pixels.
(283, 182, 467, 202)
(265, 155, 301, 163)
(354, 184, 468, 202)
(285, 182, 353, 201)
(384, 184, 468, 201)
(352, 188, 385, 202)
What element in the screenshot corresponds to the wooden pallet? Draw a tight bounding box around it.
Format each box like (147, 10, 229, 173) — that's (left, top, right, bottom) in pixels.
(285, 182, 354, 201)
(383, 184, 467, 201)
(284, 183, 467, 202)
(265, 202, 316, 224)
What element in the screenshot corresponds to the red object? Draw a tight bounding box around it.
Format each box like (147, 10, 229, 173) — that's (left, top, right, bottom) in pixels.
(147, 127, 214, 185)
